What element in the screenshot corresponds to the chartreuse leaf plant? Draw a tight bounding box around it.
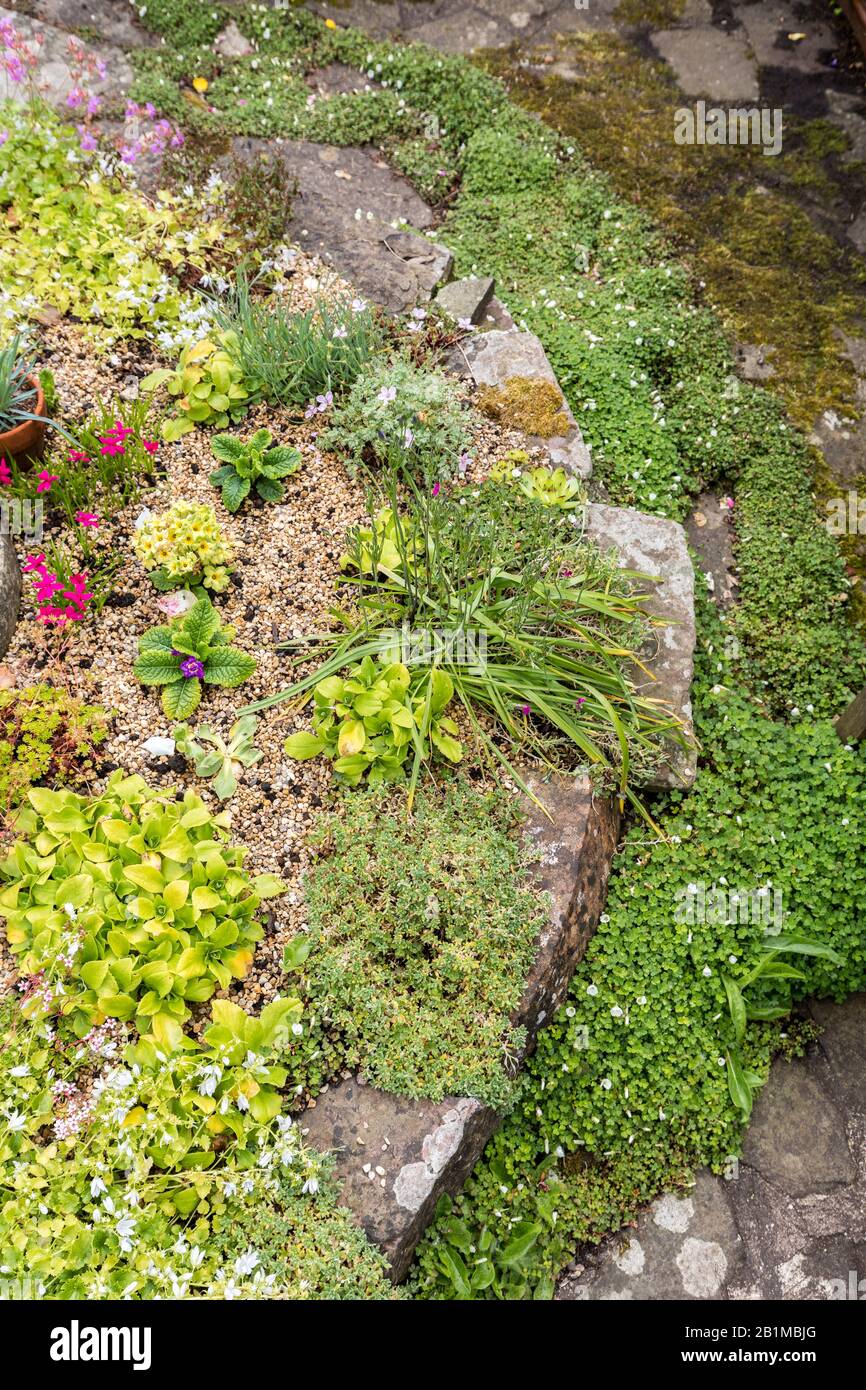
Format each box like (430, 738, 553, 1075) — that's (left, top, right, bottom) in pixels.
(134, 595, 257, 720)
(284, 655, 462, 788)
(142, 332, 255, 441)
(0, 773, 286, 1051)
(209, 428, 301, 512)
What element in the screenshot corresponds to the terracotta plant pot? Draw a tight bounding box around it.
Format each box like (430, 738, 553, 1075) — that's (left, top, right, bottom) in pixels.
(0, 377, 47, 468)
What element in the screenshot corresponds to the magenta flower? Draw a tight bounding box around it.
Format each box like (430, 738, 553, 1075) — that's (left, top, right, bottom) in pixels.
(23, 554, 47, 574)
(575, 697, 586, 708)
(142, 439, 159, 454)
(36, 471, 58, 494)
(0, 459, 10, 487)
(99, 438, 125, 457)
(75, 511, 99, 528)
(180, 657, 205, 679)
(519, 703, 531, 716)
(724, 496, 735, 510)
(68, 449, 90, 463)
(431, 482, 440, 498)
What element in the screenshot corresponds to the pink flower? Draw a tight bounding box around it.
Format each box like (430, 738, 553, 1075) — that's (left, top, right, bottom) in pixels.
(724, 496, 735, 510)
(87, 95, 101, 117)
(519, 703, 531, 716)
(65, 87, 85, 109)
(110, 420, 134, 440)
(36, 471, 58, 494)
(64, 575, 92, 609)
(0, 459, 10, 486)
(75, 511, 99, 528)
(431, 482, 440, 498)
(68, 449, 90, 463)
(77, 128, 97, 152)
(142, 439, 159, 454)
(99, 437, 125, 457)
(33, 573, 64, 602)
(23, 554, 47, 574)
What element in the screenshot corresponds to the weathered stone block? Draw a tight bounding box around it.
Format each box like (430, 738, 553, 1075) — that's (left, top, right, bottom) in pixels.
(435, 275, 495, 325)
(460, 328, 593, 478)
(584, 502, 697, 788)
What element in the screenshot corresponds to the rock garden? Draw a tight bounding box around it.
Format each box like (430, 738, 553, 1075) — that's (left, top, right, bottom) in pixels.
(0, 0, 864, 1304)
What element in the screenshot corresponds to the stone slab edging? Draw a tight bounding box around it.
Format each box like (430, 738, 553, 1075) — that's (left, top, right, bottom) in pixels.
(302, 772, 620, 1281)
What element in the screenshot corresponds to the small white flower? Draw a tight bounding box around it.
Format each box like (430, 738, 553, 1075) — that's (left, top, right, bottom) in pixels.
(234, 1249, 260, 1277)
(586, 984, 598, 997)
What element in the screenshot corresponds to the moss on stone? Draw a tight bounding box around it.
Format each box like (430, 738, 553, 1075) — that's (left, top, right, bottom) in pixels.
(476, 376, 571, 438)
(479, 34, 866, 437)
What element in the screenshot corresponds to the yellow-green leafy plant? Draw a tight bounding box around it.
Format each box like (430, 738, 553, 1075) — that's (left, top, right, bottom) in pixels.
(142, 331, 255, 441)
(173, 715, 262, 800)
(284, 655, 462, 787)
(338, 506, 427, 578)
(0, 773, 286, 1049)
(517, 465, 584, 510)
(0, 685, 109, 808)
(134, 500, 236, 593)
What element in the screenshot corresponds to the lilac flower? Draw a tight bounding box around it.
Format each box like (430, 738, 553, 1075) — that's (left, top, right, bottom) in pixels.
(458, 452, 471, 477)
(378, 385, 397, 404)
(333, 326, 347, 340)
(180, 657, 205, 679)
(66, 87, 85, 109)
(77, 125, 97, 152)
(87, 94, 101, 116)
(0, 130, 7, 148)
(351, 298, 367, 312)
(410, 307, 426, 321)
(403, 427, 414, 448)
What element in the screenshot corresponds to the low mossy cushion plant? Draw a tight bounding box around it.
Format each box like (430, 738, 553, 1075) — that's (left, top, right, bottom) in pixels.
(320, 355, 471, 477)
(209, 428, 301, 511)
(0, 772, 285, 1050)
(135, 595, 256, 721)
(285, 782, 546, 1108)
(134, 500, 236, 594)
(0, 685, 109, 808)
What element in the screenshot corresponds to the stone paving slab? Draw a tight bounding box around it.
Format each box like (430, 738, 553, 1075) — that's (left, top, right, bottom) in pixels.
(558, 994, 866, 1301)
(650, 26, 759, 104)
(303, 772, 620, 1279)
(228, 137, 450, 312)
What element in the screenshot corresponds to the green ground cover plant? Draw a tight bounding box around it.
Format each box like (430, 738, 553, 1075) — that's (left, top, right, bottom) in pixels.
(135, 595, 256, 719)
(0, 686, 109, 810)
(0, 773, 285, 1047)
(283, 781, 546, 1107)
(0, 102, 229, 350)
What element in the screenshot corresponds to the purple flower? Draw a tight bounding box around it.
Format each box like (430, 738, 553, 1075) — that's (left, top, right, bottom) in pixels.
(519, 703, 531, 716)
(87, 94, 101, 116)
(378, 385, 396, 404)
(180, 657, 205, 679)
(0, 130, 7, 149)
